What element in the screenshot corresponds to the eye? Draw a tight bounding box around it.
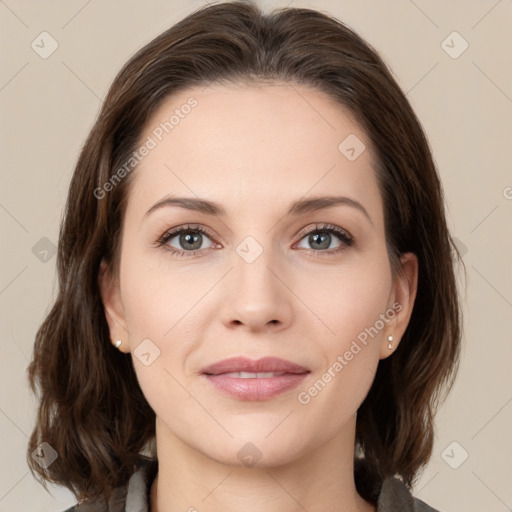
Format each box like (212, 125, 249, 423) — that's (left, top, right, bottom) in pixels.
(294, 223, 354, 255)
(157, 224, 218, 257)
(156, 222, 354, 258)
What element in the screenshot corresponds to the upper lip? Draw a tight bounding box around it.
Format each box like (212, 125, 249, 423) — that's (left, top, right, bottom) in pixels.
(201, 357, 310, 375)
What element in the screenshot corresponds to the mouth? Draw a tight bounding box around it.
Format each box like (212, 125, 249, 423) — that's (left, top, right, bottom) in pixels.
(201, 357, 310, 401)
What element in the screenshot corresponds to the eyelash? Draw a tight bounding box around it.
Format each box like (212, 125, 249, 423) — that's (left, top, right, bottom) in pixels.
(156, 223, 354, 258)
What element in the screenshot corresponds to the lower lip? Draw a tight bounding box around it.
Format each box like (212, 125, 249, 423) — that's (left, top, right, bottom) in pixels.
(203, 373, 309, 400)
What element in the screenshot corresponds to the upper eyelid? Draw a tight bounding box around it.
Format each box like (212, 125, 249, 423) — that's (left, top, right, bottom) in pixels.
(160, 224, 215, 241)
(296, 223, 352, 240)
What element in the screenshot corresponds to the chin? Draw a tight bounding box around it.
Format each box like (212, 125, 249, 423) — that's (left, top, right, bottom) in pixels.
(197, 431, 308, 470)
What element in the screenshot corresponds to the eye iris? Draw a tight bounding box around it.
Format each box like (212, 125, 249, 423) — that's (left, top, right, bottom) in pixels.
(310, 232, 330, 250)
(180, 231, 202, 250)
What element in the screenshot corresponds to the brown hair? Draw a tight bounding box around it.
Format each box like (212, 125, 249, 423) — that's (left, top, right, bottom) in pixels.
(27, 0, 463, 505)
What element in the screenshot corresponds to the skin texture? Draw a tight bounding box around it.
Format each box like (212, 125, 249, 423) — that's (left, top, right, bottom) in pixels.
(99, 82, 418, 512)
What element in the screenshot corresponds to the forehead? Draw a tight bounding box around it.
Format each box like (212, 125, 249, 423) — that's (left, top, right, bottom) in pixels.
(127, 81, 382, 223)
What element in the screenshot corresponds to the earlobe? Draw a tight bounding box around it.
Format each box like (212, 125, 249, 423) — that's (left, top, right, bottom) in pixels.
(98, 258, 130, 352)
(380, 252, 419, 358)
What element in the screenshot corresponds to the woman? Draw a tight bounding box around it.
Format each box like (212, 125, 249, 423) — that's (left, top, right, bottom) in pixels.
(26, 1, 462, 511)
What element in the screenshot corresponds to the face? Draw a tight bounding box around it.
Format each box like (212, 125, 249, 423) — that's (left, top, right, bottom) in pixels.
(100, 81, 417, 467)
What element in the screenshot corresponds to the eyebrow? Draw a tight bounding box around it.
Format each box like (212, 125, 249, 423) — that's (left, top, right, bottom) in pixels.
(145, 194, 372, 224)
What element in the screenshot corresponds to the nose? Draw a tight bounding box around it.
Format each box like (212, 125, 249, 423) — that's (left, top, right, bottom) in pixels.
(220, 242, 294, 334)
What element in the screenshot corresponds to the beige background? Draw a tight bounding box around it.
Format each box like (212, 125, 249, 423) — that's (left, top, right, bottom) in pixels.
(1, 0, 511, 510)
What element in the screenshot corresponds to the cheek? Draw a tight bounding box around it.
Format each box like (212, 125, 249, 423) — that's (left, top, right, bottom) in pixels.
(298, 255, 392, 396)
(294, 269, 390, 434)
(302, 256, 393, 342)
(119, 251, 209, 340)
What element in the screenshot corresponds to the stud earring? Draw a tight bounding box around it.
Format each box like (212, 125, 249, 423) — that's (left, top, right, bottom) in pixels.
(387, 335, 393, 350)
(115, 339, 122, 348)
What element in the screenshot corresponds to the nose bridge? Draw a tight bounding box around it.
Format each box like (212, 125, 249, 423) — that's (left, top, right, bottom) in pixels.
(233, 233, 279, 296)
(221, 232, 293, 330)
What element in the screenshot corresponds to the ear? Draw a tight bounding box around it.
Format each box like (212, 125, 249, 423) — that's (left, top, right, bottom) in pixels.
(380, 252, 418, 359)
(98, 258, 130, 353)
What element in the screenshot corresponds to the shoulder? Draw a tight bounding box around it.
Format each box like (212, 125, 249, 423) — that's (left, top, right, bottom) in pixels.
(61, 458, 158, 512)
(377, 476, 442, 512)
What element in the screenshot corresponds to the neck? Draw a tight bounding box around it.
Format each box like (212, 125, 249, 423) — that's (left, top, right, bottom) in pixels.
(150, 416, 375, 512)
